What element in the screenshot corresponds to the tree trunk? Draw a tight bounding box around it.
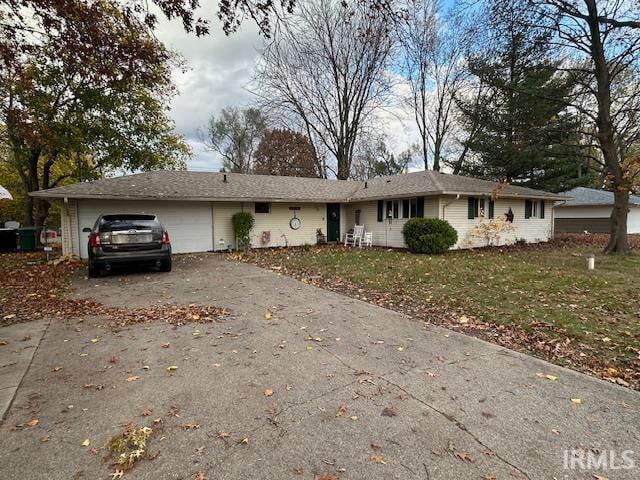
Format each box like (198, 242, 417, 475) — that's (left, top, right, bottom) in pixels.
(35, 198, 51, 227)
(23, 194, 34, 227)
(604, 190, 630, 254)
(584, 0, 630, 254)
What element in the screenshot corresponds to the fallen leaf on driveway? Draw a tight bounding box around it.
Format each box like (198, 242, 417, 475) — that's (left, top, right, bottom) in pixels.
(90, 338, 98, 343)
(162, 343, 170, 348)
(166, 366, 178, 372)
(335, 404, 348, 417)
(264, 389, 274, 397)
(82, 439, 91, 447)
(350, 415, 358, 421)
(126, 376, 140, 382)
(370, 454, 386, 464)
(482, 474, 496, 480)
(195, 471, 206, 480)
(397, 346, 405, 352)
(111, 470, 124, 479)
(381, 407, 397, 417)
(217, 431, 230, 439)
(448, 441, 474, 462)
(264, 311, 272, 320)
(571, 398, 582, 405)
(182, 423, 200, 430)
(545, 374, 557, 381)
(240, 437, 249, 445)
(26, 419, 39, 427)
(314, 475, 337, 480)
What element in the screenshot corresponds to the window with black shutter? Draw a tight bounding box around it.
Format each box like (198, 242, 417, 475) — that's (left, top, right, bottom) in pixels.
(402, 199, 410, 218)
(410, 198, 417, 217)
(488, 200, 495, 219)
(524, 200, 532, 219)
(540, 201, 545, 218)
(468, 197, 482, 219)
(416, 197, 424, 217)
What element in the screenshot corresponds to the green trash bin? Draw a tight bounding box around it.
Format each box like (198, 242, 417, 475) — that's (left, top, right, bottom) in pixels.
(18, 227, 37, 252)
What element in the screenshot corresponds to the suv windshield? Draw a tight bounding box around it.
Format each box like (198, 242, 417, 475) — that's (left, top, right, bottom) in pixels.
(99, 215, 159, 232)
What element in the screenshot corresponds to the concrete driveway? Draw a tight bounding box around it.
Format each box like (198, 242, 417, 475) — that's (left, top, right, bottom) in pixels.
(0, 254, 638, 480)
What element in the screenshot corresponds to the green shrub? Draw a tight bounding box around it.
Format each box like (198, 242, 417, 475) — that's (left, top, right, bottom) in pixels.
(402, 218, 458, 254)
(232, 212, 255, 250)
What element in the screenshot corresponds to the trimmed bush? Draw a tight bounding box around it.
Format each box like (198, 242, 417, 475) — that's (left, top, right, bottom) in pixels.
(402, 218, 458, 254)
(232, 212, 255, 250)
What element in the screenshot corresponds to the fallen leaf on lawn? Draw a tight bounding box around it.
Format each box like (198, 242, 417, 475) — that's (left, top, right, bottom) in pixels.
(82, 439, 91, 447)
(335, 404, 348, 417)
(195, 471, 206, 480)
(3, 314, 16, 320)
(166, 365, 178, 372)
(458, 315, 469, 324)
(545, 374, 557, 381)
(217, 431, 230, 439)
(126, 376, 140, 382)
(381, 407, 397, 417)
(605, 367, 618, 377)
(264, 389, 274, 397)
(601, 337, 611, 343)
(370, 454, 386, 464)
(571, 398, 582, 405)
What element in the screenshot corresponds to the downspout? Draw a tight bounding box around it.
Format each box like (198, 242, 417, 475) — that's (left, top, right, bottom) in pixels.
(441, 194, 460, 221)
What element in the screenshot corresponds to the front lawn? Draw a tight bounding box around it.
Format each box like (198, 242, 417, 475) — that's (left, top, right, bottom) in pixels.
(240, 237, 640, 389)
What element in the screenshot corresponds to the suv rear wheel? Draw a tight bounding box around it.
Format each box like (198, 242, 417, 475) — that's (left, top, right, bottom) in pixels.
(160, 258, 172, 272)
(88, 260, 100, 278)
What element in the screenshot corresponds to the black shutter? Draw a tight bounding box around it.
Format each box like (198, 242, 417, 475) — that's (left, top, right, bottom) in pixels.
(540, 201, 545, 219)
(525, 200, 532, 219)
(377, 200, 383, 222)
(402, 199, 410, 218)
(468, 197, 475, 219)
(489, 200, 495, 219)
(416, 197, 425, 217)
(393, 201, 399, 218)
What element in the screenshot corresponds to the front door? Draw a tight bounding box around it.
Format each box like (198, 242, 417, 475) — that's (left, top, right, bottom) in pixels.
(326, 203, 341, 242)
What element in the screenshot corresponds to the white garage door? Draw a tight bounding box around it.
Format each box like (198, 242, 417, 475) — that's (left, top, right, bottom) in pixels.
(77, 200, 213, 258)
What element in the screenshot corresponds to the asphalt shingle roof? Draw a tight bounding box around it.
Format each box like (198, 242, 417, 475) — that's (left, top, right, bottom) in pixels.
(557, 187, 640, 207)
(30, 170, 567, 202)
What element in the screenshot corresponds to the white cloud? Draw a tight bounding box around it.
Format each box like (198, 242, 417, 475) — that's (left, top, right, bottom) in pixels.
(155, 14, 264, 171)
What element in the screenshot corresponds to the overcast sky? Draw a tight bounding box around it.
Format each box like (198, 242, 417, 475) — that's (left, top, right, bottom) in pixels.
(154, 13, 418, 173)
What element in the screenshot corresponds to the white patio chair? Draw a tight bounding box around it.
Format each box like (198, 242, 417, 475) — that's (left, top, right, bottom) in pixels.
(344, 225, 364, 246)
(362, 231, 373, 247)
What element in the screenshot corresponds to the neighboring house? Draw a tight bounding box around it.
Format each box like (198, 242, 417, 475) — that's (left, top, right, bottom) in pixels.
(554, 187, 640, 234)
(30, 170, 565, 259)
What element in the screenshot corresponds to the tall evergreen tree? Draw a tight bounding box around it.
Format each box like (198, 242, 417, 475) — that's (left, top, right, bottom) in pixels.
(457, 1, 593, 192)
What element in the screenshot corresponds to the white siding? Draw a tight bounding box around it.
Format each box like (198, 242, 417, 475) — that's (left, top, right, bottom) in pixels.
(76, 200, 213, 258)
(554, 206, 612, 218)
(60, 198, 79, 256)
(443, 196, 554, 248)
(628, 208, 640, 234)
(212, 202, 327, 250)
(344, 198, 440, 248)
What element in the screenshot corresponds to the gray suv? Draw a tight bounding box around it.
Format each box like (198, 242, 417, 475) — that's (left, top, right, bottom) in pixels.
(83, 214, 172, 277)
